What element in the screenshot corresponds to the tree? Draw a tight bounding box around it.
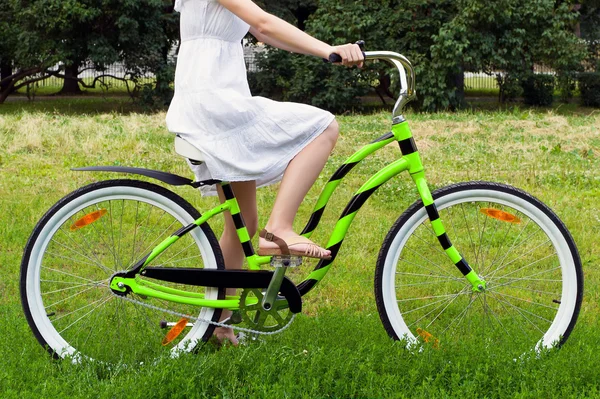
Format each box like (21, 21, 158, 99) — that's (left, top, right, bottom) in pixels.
(0, 1, 17, 93)
(433, 0, 585, 102)
(0, 0, 179, 102)
(580, 0, 600, 70)
(20, 0, 179, 94)
(289, 0, 461, 111)
(249, 0, 587, 111)
(0, 0, 65, 103)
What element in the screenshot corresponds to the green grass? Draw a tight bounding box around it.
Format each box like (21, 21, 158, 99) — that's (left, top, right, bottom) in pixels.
(1, 100, 600, 397)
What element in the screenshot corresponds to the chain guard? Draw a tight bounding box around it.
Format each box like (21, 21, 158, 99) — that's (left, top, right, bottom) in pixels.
(239, 288, 293, 333)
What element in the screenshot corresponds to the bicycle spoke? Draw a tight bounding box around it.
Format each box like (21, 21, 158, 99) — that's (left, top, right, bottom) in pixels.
(134, 219, 179, 265)
(479, 202, 502, 274)
(481, 214, 516, 276)
(46, 285, 101, 310)
(412, 223, 448, 258)
(441, 294, 476, 337)
(460, 203, 478, 263)
(56, 294, 113, 330)
(424, 289, 467, 330)
(401, 244, 457, 280)
(155, 254, 204, 267)
(401, 297, 456, 315)
(395, 271, 462, 281)
(492, 264, 561, 283)
(129, 201, 157, 269)
(489, 283, 560, 297)
(161, 240, 199, 266)
(57, 227, 110, 273)
(42, 281, 107, 296)
(45, 248, 110, 272)
(396, 279, 463, 288)
(487, 291, 549, 333)
(397, 292, 470, 303)
(41, 266, 102, 284)
(488, 291, 559, 311)
(86, 208, 121, 271)
(133, 210, 171, 264)
(486, 221, 540, 276)
(491, 250, 556, 282)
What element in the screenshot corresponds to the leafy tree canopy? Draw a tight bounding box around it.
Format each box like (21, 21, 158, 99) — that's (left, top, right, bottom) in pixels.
(0, 0, 178, 100)
(253, 0, 586, 110)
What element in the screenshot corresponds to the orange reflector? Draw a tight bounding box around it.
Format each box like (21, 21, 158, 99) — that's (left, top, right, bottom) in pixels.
(480, 208, 521, 224)
(416, 328, 439, 349)
(70, 209, 108, 231)
(162, 318, 189, 346)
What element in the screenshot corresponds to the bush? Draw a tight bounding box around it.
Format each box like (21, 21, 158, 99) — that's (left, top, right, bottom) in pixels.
(521, 74, 555, 106)
(556, 72, 577, 102)
(577, 72, 600, 107)
(497, 74, 523, 103)
(136, 62, 175, 109)
(247, 49, 295, 100)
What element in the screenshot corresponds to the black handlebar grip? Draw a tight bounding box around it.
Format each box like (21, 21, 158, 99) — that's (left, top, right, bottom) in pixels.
(327, 53, 343, 63)
(323, 40, 366, 63)
(324, 51, 367, 64)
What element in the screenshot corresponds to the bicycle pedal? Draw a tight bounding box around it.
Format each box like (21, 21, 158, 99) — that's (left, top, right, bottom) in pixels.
(270, 255, 302, 268)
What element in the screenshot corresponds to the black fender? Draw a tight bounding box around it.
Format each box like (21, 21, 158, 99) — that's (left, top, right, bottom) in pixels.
(72, 166, 220, 188)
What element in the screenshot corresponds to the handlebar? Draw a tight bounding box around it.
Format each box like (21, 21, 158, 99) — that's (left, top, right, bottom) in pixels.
(326, 51, 417, 123)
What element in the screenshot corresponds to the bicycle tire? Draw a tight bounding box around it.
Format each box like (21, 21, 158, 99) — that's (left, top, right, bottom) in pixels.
(375, 181, 583, 351)
(21, 179, 225, 363)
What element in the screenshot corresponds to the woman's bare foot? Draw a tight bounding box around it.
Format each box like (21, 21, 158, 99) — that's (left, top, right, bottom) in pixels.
(258, 229, 331, 259)
(213, 326, 239, 346)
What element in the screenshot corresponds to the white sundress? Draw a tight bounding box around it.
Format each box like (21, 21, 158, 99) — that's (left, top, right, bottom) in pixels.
(166, 0, 336, 196)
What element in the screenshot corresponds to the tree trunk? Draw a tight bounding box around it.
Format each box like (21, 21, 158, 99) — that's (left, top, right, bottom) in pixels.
(59, 64, 82, 94)
(453, 66, 465, 109)
(0, 86, 11, 103)
(1, 59, 12, 92)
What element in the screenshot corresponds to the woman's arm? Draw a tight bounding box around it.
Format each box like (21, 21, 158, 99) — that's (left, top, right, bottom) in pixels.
(248, 26, 298, 54)
(218, 0, 363, 66)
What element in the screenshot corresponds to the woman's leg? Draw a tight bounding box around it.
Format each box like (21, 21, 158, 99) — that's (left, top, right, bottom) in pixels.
(213, 180, 258, 345)
(261, 119, 339, 257)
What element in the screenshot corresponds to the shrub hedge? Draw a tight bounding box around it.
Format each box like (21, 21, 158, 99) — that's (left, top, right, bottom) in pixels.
(521, 74, 555, 106)
(577, 72, 600, 107)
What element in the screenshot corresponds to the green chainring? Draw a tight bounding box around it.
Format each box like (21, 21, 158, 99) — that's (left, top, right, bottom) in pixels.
(239, 288, 293, 333)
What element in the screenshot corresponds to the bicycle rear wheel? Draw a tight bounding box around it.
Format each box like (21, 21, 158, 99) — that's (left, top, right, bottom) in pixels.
(21, 180, 225, 363)
(375, 181, 582, 352)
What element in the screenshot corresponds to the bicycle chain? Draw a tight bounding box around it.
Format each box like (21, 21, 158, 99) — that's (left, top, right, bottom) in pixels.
(116, 293, 296, 336)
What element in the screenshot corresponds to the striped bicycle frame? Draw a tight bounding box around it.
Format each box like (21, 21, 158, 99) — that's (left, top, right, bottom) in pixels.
(110, 120, 485, 310)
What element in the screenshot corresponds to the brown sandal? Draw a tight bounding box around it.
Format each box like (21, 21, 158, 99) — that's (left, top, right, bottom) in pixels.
(258, 229, 332, 260)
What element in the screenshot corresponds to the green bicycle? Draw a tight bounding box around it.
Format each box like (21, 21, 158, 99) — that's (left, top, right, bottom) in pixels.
(21, 51, 583, 364)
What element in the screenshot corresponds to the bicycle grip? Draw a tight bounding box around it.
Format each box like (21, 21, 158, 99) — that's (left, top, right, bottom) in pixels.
(324, 52, 367, 64)
(323, 40, 366, 63)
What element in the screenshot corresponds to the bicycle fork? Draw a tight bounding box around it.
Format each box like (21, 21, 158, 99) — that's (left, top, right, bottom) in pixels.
(397, 121, 486, 292)
(411, 171, 487, 292)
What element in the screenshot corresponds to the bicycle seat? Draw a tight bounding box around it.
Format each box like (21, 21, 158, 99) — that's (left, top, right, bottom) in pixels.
(174, 135, 205, 165)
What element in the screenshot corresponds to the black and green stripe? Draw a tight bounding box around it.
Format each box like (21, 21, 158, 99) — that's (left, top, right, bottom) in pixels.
(222, 183, 255, 258)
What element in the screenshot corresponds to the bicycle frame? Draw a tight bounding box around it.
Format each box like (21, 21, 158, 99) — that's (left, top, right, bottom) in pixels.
(110, 51, 487, 310)
(109, 118, 486, 310)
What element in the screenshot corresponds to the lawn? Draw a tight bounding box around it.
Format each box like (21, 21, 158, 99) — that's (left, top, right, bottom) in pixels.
(1, 99, 599, 398)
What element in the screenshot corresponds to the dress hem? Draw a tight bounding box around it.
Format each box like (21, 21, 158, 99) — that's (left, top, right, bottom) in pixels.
(199, 113, 336, 196)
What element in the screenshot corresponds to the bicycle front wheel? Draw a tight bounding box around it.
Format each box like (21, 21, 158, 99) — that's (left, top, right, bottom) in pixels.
(375, 182, 582, 352)
(21, 180, 225, 363)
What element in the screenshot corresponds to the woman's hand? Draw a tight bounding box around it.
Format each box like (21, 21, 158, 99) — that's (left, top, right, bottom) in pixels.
(330, 43, 365, 68)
